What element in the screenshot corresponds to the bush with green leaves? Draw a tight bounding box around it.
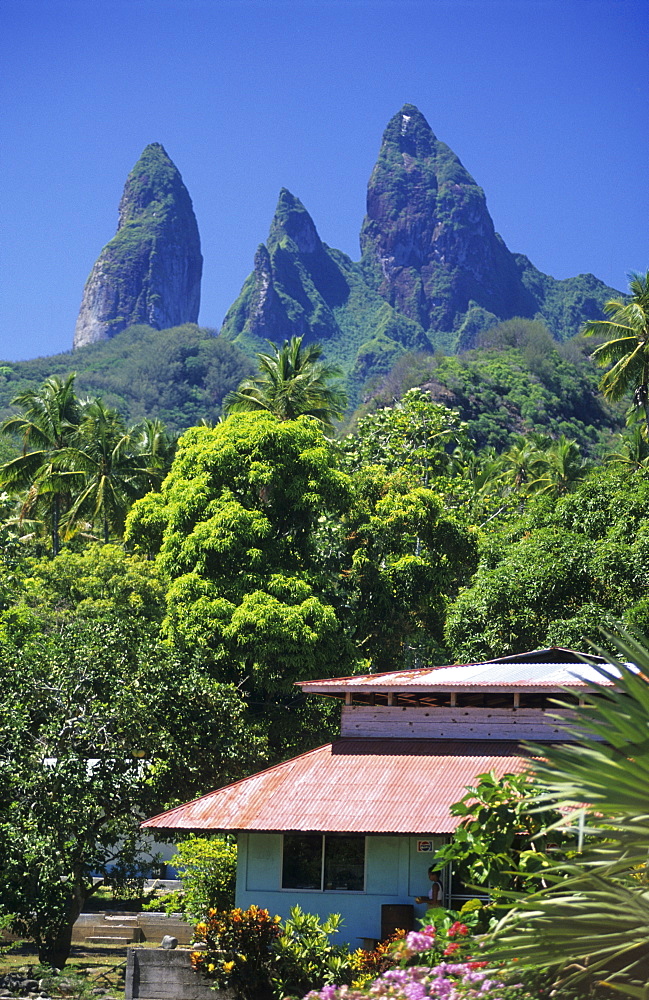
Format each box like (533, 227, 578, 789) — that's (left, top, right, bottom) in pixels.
(270, 906, 361, 999)
(433, 771, 572, 897)
(191, 905, 282, 1000)
(170, 835, 237, 920)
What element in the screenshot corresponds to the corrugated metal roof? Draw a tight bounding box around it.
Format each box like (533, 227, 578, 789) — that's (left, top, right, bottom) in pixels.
(142, 739, 528, 835)
(299, 659, 621, 694)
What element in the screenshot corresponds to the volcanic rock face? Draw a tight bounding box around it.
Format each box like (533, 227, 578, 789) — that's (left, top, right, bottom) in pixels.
(221, 104, 618, 400)
(360, 104, 535, 331)
(73, 144, 202, 349)
(222, 188, 351, 346)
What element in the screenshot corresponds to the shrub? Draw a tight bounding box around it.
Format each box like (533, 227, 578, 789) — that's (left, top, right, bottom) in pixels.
(191, 905, 281, 999)
(270, 906, 362, 999)
(170, 835, 237, 920)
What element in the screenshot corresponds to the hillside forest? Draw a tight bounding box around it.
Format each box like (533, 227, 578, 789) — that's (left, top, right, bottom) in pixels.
(1, 273, 649, 966)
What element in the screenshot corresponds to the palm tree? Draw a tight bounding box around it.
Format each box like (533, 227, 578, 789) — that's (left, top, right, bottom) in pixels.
(583, 271, 649, 436)
(526, 435, 590, 497)
(223, 337, 347, 431)
(0, 374, 82, 554)
(499, 435, 550, 491)
(61, 400, 155, 544)
(606, 421, 649, 471)
(130, 418, 176, 490)
(490, 629, 649, 997)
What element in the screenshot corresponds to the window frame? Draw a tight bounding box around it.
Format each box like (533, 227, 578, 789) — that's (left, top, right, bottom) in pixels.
(280, 833, 367, 893)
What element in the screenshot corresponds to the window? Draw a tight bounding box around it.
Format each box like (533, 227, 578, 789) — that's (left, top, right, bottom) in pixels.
(282, 834, 365, 891)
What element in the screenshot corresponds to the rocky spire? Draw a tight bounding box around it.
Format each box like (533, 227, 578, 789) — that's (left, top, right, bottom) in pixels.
(360, 104, 533, 332)
(221, 188, 350, 346)
(267, 187, 323, 254)
(73, 143, 202, 349)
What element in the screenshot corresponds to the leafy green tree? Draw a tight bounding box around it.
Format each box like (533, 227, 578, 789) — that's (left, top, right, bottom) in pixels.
(490, 630, 649, 998)
(343, 389, 466, 483)
(14, 543, 165, 630)
(125, 412, 354, 689)
(445, 527, 596, 660)
(445, 465, 649, 660)
(584, 271, 649, 435)
(0, 618, 259, 968)
(0, 374, 82, 554)
(224, 336, 347, 431)
(343, 466, 478, 669)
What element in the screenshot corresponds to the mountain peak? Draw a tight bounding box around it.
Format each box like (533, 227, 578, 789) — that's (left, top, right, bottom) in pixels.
(360, 107, 531, 331)
(73, 145, 202, 349)
(268, 188, 322, 254)
(381, 104, 438, 158)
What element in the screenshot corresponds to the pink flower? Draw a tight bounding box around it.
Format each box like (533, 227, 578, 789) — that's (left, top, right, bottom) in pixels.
(405, 929, 436, 953)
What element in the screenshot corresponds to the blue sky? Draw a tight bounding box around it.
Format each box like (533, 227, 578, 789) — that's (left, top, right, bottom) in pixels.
(1, 0, 647, 361)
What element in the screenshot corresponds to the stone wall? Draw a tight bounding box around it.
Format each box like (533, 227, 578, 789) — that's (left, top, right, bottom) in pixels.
(125, 948, 234, 1000)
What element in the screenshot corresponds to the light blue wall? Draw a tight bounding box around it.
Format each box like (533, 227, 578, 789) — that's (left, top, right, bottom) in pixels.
(235, 832, 447, 946)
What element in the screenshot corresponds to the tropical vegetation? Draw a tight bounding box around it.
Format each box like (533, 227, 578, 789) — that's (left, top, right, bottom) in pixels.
(224, 336, 348, 430)
(584, 270, 649, 434)
(2, 282, 649, 982)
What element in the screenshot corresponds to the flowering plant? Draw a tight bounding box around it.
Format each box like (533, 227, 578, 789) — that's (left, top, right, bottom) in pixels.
(303, 905, 525, 1000)
(190, 904, 281, 998)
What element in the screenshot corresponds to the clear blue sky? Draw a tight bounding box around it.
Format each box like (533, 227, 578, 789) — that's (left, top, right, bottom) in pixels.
(1, 0, 647, 361)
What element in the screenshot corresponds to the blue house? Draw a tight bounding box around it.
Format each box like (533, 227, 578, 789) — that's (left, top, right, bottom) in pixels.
(143, 648, 609, 945)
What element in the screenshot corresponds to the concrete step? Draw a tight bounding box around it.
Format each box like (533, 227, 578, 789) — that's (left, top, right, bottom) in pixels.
(103, 914, 139, 923)
(90, 925, 143, 941)
(86, 935, 134, 946)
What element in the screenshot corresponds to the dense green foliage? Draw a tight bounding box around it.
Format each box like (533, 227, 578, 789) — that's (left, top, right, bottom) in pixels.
(444, 465, 649, 661)
(168, 836, 238, 919)
(489, 632, 649, 998)
(352, 318, 622, 453)
(0, 324, 254, 435)
(125, 412, 354, 686)
(3, 318, 649, 973)
(192, 905, 360, 1000)
(434, 772, 570, 896)
(0, 616, 258, 967)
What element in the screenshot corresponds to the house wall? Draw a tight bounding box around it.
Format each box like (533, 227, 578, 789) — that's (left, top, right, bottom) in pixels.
(235, 832, 447, 946)
(340, 705, 576, 741)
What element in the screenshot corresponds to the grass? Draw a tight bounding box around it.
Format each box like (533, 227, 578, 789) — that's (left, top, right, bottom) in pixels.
(0, 939, 162, 995)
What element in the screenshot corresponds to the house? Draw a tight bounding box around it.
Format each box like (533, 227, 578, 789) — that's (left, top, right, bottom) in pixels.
(142, 647, 612, 945)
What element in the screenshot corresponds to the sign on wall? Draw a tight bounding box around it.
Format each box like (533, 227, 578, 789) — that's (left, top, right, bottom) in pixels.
(417, 840, 434, 852)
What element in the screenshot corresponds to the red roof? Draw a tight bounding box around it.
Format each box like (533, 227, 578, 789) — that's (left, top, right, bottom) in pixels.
(142, 739, 529, 835)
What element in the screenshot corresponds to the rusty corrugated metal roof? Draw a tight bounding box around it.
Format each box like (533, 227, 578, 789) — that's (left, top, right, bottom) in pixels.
(299, 659, 620, 695)
(142, 739, 528, 835)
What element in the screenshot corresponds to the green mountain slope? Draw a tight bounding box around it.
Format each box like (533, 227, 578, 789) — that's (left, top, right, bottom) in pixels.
(220, 189, 430, 406)
(349, 319, 623, 454)
(0, 324, 253, 435)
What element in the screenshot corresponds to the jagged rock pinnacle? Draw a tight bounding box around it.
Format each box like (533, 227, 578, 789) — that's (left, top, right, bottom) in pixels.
(360, 104, 532, 331)
(73, 143, 202, 349)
